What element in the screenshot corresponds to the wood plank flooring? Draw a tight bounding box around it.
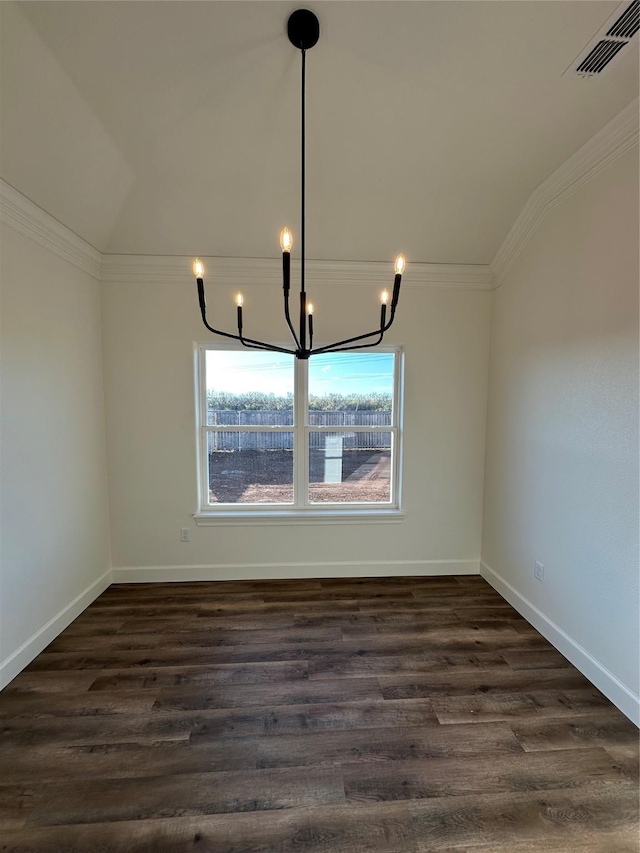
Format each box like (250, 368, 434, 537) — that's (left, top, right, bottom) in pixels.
(1, 575, 637, 852)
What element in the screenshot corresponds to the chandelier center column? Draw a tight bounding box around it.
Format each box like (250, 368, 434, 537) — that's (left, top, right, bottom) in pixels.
(300, 46, 307, 354)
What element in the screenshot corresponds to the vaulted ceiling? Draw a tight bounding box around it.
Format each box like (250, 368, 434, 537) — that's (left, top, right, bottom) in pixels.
(1, 1, 638, 263)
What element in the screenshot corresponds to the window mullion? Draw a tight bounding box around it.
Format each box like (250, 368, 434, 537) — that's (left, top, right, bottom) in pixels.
(198, 345, 209, 510)
(392, 350, 404, 507)
(307, 425, 394, 432)
(392, 348, 401, 428)
(294, 359, 308, 507)
(203, 425, 294, 433)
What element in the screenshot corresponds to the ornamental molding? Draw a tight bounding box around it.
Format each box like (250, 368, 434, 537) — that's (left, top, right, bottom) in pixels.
(491, 98, 639, 287)
(99, 255, 495, 290)
(0, 180, 102, 280)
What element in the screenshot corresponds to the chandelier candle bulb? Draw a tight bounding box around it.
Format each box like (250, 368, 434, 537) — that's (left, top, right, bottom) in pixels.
(193, 260, 207, 314)
(280, 227, 293, 253)
(235, 293, 244, 333)
(395, 255, 406, 276)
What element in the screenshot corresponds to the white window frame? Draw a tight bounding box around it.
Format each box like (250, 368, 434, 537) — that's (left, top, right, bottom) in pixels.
(193, 342, 404, 525)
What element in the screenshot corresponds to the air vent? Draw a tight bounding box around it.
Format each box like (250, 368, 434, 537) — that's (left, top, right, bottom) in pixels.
(567, 1, 639, 77)
(607, 0, 639, 38)
(576, 39, 627, 74)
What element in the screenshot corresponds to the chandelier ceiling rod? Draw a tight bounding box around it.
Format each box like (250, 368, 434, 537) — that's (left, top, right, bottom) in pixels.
(300, 40, 307, 354)
(193, 8, 405, 360)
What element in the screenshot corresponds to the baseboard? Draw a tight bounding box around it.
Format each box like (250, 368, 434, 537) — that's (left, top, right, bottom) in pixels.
(112, 559, 480, 584)
(480, 561, 639, 726)
(0, 568, 112, 690)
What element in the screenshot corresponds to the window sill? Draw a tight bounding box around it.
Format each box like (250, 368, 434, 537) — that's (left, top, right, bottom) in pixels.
(193, 509, 405, 526)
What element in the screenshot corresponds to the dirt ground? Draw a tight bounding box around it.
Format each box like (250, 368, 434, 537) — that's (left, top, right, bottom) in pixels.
(209, 449, 390, 504)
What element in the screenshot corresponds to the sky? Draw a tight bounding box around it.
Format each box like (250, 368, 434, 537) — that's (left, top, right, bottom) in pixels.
(206, 350, 394, 397)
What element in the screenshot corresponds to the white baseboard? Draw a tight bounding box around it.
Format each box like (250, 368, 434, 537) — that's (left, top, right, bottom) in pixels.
(112, 559, 480, 584)
(0, 568, 112, 690)
(480, 561, 640, 726)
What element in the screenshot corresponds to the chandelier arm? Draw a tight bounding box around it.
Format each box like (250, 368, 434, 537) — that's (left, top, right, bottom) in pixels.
(239, 339, 295, 354)
(197, 279, 253, 344)
(238, 335, 296, 355)
(199, 310, 251, 345)
(203, 314, 293, 354)
(201, 311, 295, 355)
(304, 270, 402, 356)
(375, 285, 402, 333)
(384, 303, 399, 331)
(200, 308, 295, 355)
(312, 334, 386, 355)
(239, 340, 273, 351)
(310, 319, 394, 355)
(198, 278, 295, 354)
(283, 288, 301, 349)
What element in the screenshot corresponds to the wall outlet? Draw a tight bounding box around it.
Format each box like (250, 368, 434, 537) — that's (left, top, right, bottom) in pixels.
(534, 561, 544, 582)
(180, 527, 191, 542)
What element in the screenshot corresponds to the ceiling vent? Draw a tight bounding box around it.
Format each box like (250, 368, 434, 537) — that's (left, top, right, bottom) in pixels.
(567, 0, 639, 77)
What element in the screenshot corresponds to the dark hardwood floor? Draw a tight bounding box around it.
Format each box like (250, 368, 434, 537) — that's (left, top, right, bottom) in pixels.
(1, 575, 638, 852)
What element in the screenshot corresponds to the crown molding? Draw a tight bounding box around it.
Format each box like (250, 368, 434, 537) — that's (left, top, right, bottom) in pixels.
(491, 98, 639, 287)
(8, 97, 634, 292)
(100, 254, 494, 290)
(0, 180, 493, 290)
(0, 180, 102, 280)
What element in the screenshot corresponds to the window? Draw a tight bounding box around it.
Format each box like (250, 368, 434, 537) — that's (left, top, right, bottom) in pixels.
(195, 344, 403, 520)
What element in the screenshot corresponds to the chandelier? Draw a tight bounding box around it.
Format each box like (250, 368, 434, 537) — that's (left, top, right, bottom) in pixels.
(192, 8, 405, 360)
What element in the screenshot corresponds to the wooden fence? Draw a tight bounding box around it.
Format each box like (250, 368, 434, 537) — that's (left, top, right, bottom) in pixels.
(207, 410, 391, 451)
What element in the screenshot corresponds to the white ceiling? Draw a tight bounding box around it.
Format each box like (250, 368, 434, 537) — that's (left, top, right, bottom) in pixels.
(1, 1, 638, 263)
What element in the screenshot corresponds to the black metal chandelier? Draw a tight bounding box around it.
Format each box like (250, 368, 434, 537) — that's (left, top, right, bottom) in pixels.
(193, 8, 405, 360)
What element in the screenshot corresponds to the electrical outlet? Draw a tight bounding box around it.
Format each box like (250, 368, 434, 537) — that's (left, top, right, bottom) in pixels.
(180, 527, 191, 542)
(534, 561, 544, 582)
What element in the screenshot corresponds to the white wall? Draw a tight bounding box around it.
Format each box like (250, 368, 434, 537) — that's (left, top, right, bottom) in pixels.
(101, 265, 491, 580)
(482, 147, 639, 722)
(0, 221, 111, 687)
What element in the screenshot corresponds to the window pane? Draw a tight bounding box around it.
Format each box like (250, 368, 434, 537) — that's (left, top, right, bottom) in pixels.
(308, 352, 394, 427)
(206, 351, 294, 426)
(309, 431, 392, 503)
(208, 432, 293, 504)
